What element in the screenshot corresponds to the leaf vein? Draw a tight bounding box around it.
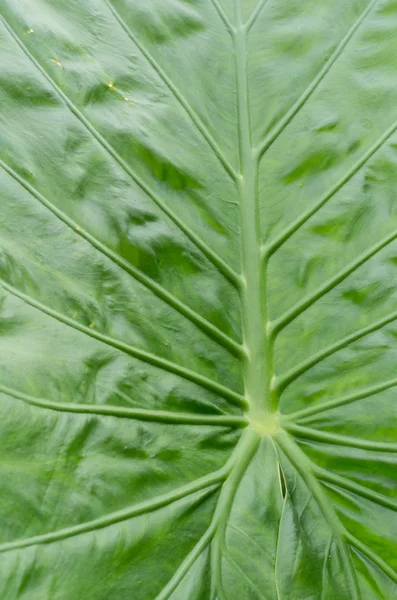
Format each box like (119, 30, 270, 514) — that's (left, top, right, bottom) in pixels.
(257, 0, 379, 160)
(155, 526, 215, 600)
(0, 474, 225, 554)
(317, 470, 397, 513)
(276, 308, 397, 393)
(0, 278, 247, 408)
(346, 532, 397, 584)
(208, 0, 235, 34)
(283, 377, 397, 421)
(0, 382, 248, 427)
(245, 0, 270, 33)
(265, 104, 397, 258)
(0, 159, 243, 358)
(285, 424, 397, 453)
(0, 12, 240, 288)
(272, 227, 397, 336)
(275, 433, 362, 600)
(103, 0, 237, 180)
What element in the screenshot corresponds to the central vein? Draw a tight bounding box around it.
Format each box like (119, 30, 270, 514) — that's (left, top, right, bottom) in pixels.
(234, 2, 274, 421)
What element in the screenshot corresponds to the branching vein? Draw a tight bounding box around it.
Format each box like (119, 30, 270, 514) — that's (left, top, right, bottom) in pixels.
(346, 532, 397, 584)
(245, 0, 270, 33)
(208, 0, 235, 34)
(274, 432, 361, 600)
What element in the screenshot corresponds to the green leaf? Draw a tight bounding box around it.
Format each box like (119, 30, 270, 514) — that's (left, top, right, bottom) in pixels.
(0, 0, 396, 597)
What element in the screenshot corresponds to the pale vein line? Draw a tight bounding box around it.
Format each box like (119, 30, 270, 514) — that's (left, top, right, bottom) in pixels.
(103, 0, 237, 180)
(285, 424, 397, 453)
(346, 532, 397, 583)
(265, 109, 397, 258)
(0, 278, 247, 408)
(155, 525, 215, 600)
(0, 473, 225, 553)
(0, 159, 243, 359)
(228, 522, 265, 556)
(274, 432, 362, 600)
(273, 485, 285, 600)
(317, 470, 397, 513)
(320, 536, 333, 600)
(256, 0, 379, 160)
(270, 436, 285, 600)
(225, 552, 267, 600)
(271, 226, 397, 336)
(283, 377, 397, 421)
(208, 0, 235, 34)
(245, 0, 270, 33)
(0, 13, 241, 289)
(275, 308, 397, 394)
(0, 383, 248, 427)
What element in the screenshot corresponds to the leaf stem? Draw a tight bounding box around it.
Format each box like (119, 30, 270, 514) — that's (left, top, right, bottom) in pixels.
(233, 1, 275, 417)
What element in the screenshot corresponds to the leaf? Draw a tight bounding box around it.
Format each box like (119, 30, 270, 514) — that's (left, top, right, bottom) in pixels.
(0, 0, 396, 597)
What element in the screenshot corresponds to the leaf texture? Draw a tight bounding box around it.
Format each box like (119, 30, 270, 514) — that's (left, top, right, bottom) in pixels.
(0, 0, 396, 598)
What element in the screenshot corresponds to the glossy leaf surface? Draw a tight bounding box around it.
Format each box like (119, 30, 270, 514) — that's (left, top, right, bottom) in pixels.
(0, 0, 396, 598)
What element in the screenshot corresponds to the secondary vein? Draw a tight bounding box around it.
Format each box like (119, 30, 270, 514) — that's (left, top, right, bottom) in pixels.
(265, 103, 397, 257)
(0, 158, 243, 359)
(256, 0, 379, 160)
(317, 469, 397, 512)
(0, 278, 247, 408)
(0, 382, 248, 427)
(271, 225, 397, 336)
(275, 308, 397, 394)
(0, 472, 226, 553)
(155, 524, 216, 600)
(283, 377, 397, 421)
(103, 0, 237, 180)
(275, 432, 362, 600)
(208, 0, 235, 34)
(285, 424, 397, 452)
(245, 0, 270, 34)
(0, 12, 240, 289)
(345, 532, 397, 584)
(210, 428, 261, 598)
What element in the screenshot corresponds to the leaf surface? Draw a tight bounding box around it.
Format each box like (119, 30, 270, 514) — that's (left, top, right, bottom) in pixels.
(0, 0, 396, 598)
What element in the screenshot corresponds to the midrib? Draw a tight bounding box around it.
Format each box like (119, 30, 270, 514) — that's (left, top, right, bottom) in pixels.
(234, 1, 272, 420)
